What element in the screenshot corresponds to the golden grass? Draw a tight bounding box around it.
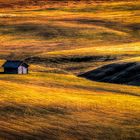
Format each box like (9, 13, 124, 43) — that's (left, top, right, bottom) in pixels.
(0, 0, 140, 139)
(0, 72, 139, 139)
(0, 1, 139, 63)
(45, 42, 140, 56)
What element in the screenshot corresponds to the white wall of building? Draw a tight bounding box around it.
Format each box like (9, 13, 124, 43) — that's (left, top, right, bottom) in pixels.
(18, 66, 28, 74)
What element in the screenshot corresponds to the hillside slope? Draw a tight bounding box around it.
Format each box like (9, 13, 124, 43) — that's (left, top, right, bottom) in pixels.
(0, 0, 138, 8)
(0, 70, 139, 140)
(0, 0, 140, 139)
(80, 62, 140, 86)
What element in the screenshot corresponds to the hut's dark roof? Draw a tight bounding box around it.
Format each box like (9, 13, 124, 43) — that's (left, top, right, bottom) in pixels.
(2, 60, 28, 68)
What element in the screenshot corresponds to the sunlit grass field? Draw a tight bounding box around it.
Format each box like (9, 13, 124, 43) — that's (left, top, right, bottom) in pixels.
(0, 0, 140, 139)
(0, 71, 140, 140)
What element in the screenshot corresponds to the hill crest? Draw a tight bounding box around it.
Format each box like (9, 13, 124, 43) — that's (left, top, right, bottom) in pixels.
(0, 0, 137, 8)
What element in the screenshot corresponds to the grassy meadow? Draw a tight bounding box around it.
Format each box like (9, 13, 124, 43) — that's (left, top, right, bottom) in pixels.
(0, 0, 140, 139)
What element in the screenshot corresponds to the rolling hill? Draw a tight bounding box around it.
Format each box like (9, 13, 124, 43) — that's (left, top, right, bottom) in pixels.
(80, 62, 140, 86)
(0, 0, 140, 139)
(0, 0, 138, 8)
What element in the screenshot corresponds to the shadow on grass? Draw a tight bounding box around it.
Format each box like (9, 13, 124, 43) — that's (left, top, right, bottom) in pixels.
(25, 55, 117, 64)
(61, 18, 140, 40)
(0, 126, 61, 140)
(0, 22, 132, 42)
(0, 23, 81, 39)
(0, 110, 139, 140)
(0, 103, 70, 117)
(79, 62, 140, 87)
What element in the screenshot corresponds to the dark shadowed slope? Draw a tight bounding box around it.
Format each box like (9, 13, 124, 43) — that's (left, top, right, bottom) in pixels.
(80, 62, 140, 86)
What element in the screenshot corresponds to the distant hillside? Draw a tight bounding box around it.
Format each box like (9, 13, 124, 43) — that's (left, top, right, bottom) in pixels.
(0, 0, 136, 8)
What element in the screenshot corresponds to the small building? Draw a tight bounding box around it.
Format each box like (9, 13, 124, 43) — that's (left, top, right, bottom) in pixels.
(2, 60, 29, 74)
